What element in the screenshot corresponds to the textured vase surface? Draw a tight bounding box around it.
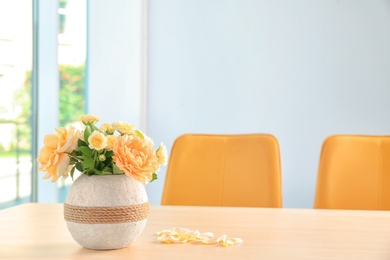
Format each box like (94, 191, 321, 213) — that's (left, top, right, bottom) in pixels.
(64, 174, 149, 250)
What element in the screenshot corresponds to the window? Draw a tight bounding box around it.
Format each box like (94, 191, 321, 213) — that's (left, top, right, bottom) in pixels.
(0, 0, 87, 209)
(57, 0, 87, 199)
(0, 0, 33, 209)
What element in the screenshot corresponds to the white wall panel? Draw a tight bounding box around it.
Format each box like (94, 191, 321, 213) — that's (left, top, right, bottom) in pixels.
(147, 0, 390, 207)
(87, 0, 144, 127)
(36, 0, 59, 202)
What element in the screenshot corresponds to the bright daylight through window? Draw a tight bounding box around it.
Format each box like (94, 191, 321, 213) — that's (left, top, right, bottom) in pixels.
(0, 0, 86, 209)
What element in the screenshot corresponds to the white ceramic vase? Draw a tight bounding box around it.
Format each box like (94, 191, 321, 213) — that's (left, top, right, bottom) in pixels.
(64, 174, 149, 250)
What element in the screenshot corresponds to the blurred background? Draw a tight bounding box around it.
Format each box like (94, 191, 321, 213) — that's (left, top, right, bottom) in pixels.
(1, 0, 389, 209)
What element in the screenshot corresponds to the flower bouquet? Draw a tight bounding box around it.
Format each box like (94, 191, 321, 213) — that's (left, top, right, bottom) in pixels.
(36, 114, 167, 250)
(37, 114, 167, 183)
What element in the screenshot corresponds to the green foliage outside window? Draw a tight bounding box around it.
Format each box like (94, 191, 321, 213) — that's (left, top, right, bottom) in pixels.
(11, 65, 86, 152)
(59, 65, 86, 127)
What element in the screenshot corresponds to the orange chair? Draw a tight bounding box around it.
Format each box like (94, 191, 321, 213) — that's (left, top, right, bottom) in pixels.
(314, 135, 390, 210)
(161, 134, 282, 207)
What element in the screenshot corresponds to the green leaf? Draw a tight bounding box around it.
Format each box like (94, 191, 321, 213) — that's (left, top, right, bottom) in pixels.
(99, 166, 110, 173)
(75, 155, 86, 160)
(78, 146, 93, 156)
(83, 157, 95, 168)
(150, 173, 158, 183)
(69, 157, 78, 165)
(70, 166, 76, 180)
(84, 125, 92, 144)
(113, 163, 124, 174)
(105, 157, 113, 165)
(75, 162, 84, 172)
(92, 168, 104, 175)
(78, 139, 87, 147)
(86, 168, 95, 176)
(135, 130, 144, 139)
(96, 161, 106, 170)
(100, 170, 115, 175)
(89, 123, 99, 132)
(105, 150, 114, 158)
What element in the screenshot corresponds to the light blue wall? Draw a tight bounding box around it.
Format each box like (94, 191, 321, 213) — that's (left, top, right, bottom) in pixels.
(146, 0, 390, 208)
(36, 0, 60, 202)
(88, 0, 144, 126)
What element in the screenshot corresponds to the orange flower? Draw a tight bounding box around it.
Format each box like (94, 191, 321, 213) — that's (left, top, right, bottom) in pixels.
(37, 126, 79, 182)
(79, 114, 100, 125)
(88, 131, 107, 151)
(156, 143, 168, 166)
(99, 123, 114, 135)
(106, 135, 117, 150)
(112, 121, 135, 135)
(113, 135, 159, 184)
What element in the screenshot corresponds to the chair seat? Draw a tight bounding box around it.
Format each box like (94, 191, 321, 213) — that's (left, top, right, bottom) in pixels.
(161, 134, 282, 207)
(314, 135, 390, 210)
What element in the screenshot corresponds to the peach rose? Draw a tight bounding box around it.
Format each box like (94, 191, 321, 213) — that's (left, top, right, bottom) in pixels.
(112, 121, 135, 135)
(113, 135, 159, 184)
(88, 131, 107, 151)
(79, 130, 85, 142)
(79, 114, 100, 125)
(106, 135, 117, 150)
(156, 143, 168, 166)
(99, 123, 114, 135)
(37, 126, 79, 182)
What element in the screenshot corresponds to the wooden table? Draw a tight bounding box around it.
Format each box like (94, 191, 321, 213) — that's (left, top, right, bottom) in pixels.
(1, 203, 390, 259)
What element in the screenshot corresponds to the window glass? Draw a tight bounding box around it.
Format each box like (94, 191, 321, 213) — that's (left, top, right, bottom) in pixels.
(57, 0, 87, 199)
(0, 0, 33, 209)
(58, 0, 87, 127)
(0, 0, 87, 208)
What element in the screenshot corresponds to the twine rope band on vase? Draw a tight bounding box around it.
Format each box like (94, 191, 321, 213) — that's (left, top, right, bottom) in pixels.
(64, 202, 150, 224)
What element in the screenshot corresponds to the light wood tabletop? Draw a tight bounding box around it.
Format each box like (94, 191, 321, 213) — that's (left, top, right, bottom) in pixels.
(1, 203, 390, 259)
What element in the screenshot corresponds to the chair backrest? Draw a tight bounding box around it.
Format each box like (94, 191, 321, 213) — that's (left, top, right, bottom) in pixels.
(161, 134, 282, 207)
(314, 135, 390, 210)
